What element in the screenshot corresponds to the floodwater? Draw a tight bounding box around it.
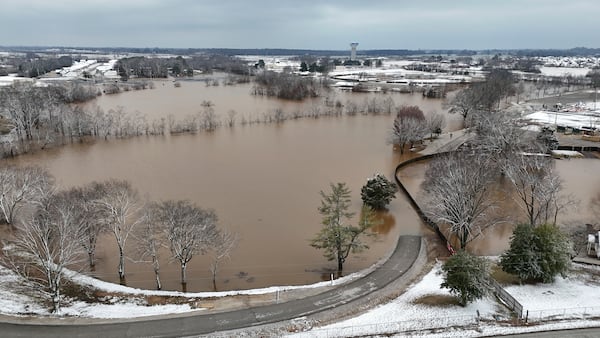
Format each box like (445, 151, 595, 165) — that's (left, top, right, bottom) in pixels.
(398, 157, 600, 255)
(6, 78, 457, 292)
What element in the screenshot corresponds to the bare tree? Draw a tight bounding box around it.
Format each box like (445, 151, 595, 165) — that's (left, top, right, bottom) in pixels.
(467, 109, 538, 171)
(201, 100, 219, 131)
(423, 152, 498, 249)
(0, 166, 53, 226)
(503, 154, 573, 226)
(226, 109, 237, 127)
(208, 228, 239, 291)
(389, 105, 427, 154)
(382, 97, 395, 115)
(0, 82, 59, 142)
(135, 203, 165, 290)
(425, 111, 446, 140)
(3, 191, 85, 313)
(70, 183, 107, 270)
(94, 179, 142, 284)
(446, 88, 476, 122)
(155, 200, 218, 291)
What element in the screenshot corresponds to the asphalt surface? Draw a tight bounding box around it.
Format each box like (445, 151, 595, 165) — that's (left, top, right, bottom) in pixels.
(0, 236, 422, 337)
(497, 327, 600, 338)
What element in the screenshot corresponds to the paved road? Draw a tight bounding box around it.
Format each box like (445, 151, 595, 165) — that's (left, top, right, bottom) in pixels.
(497, 327, 600, 338)
(0, 236, 422, 338)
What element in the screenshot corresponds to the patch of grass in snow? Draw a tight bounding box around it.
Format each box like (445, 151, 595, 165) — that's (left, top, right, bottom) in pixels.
(412, 294, 461, 307)
(491, 264, 520, 285)
(62, 280, 100, 303)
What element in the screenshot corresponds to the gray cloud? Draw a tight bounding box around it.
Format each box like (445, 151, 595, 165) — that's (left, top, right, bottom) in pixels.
(0, 0, 597, 49)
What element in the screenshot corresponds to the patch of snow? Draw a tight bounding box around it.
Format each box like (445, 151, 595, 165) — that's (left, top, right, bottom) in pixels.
(539, 66, 591, 77)
(551, 150, 584, 158)
(506, 276, 600, 317)
(524, 111, 600, 130)
(0, 266, 48, 316)
(61, 302, 198, 319)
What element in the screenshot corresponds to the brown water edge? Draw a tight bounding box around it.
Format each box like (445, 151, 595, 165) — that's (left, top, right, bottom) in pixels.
(398, 157, 600, 256)
(6, 115, 429, 292)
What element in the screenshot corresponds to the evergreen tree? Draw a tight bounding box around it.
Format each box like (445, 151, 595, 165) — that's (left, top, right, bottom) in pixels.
(536, 127, 559, 153)
(360, 174, 398, 210)
(441, 250, 491, 306)
(311, 183, 377, 275)
(300, 61, 308, 72)
(500, 223, 571, 283)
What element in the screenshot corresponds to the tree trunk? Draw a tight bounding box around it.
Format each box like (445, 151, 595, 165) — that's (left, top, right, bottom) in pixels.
(155, 270, 162, 290)
(51, 283, 60, 314)
(212, 268, 218, 292)
(88, 251, 96, 271)
(181, 262, 187, 292)
(118, 246, 126, 284)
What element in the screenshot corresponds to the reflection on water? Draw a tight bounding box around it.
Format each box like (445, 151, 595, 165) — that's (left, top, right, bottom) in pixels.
(5, 80, 451, 292)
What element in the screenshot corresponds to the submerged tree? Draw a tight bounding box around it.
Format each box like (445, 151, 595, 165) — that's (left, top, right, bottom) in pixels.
(156, 200, 218, 291)
(441, 250, 491, 306)
(69, 183, 107, 270)
(135, 203, 165, 290)
(0, 165, 53, 226)
(208, 228, 239, 291)
(503, 154, 570, 226)
(423, 152, 498, 249)
(311, 183, 377, 276)
(95, 180, 143, 284)
(389, 105, 427, 154)
(360, 173, 397, 210)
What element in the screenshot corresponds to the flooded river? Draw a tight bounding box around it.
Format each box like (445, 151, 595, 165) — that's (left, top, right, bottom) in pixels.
(7, 78, 455, 291)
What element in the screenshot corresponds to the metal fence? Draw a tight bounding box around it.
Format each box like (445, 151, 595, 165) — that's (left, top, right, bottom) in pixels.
(489, 278, 524, 318)
(523, 306, 600, 323)
(289, 314, 482, 338)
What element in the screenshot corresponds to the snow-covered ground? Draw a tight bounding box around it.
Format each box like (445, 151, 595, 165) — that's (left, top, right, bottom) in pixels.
(506, 273, 600, 320)
(0, 74, 34, 86)
(0, 258, 379, 318)
(4, 259, 600, 335)
(524, 106, 600, 131)
(289, 262, 600, 337)
(539, 66, 591, 77)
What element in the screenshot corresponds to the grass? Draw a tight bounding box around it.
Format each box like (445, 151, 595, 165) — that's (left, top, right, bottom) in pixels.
(0, 118, 12, 135)
(491, 264, 521, 285)
(412, 294, 461, 307)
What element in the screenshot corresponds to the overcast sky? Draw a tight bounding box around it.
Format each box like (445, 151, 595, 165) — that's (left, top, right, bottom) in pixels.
(1, 0, 597, 50)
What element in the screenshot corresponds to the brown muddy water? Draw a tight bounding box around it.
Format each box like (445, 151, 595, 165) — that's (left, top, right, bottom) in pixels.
(6, 78, 459, 292)
(398, 157, 600, 255)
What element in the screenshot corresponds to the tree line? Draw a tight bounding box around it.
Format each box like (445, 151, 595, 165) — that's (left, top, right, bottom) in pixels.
(0, 166, 237, 313)
(0, 76, 422, 159)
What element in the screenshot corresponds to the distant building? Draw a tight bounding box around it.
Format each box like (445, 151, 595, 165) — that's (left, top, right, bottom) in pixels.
(350, 43, 359, 61)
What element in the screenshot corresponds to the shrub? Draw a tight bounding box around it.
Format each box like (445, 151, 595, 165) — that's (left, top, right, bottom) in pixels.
(360, 173, 397, 210)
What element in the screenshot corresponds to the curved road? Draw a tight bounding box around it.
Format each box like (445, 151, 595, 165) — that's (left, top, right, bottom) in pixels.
(0, 236, 422, 337)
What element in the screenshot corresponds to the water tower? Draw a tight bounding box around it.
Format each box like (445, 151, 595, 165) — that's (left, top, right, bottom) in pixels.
(350, 42, 359, 61)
